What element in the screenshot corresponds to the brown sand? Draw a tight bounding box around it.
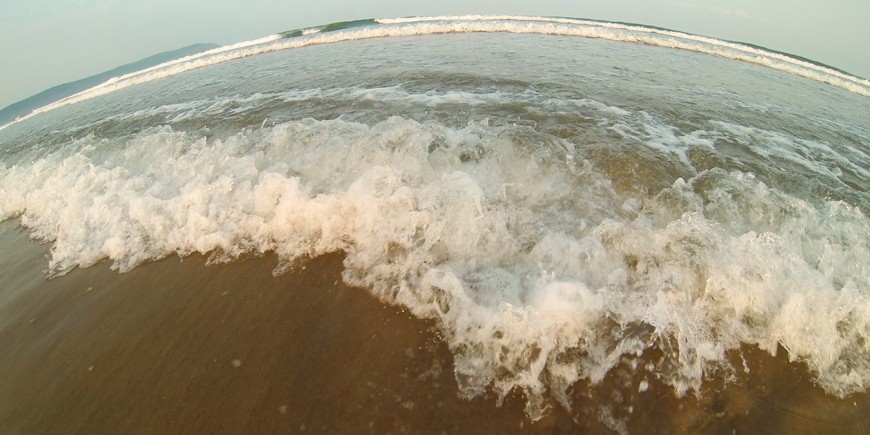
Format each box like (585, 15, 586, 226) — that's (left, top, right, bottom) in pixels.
(0, 221, 867, 434)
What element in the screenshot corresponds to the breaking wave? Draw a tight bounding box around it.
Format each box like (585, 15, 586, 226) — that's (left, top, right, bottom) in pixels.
(2, 15, 867, 132)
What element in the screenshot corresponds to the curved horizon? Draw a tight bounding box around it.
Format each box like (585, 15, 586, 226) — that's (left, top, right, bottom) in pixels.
(2, 15, 868, 132)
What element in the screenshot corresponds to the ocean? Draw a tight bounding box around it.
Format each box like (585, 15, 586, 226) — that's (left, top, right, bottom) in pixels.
(0, 16, 868, 434)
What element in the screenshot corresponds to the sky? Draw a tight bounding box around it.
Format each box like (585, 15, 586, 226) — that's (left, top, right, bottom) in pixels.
(1, 0, 868, 109)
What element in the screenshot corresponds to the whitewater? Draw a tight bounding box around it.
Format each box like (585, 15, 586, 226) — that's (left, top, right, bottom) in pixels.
(2, 16, 869, 133)
(0, 15, 868, 430)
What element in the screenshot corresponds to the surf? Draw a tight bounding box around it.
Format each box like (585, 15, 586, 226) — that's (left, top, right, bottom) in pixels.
(2, 15, 868, 132)
(2, 115, 868, 418)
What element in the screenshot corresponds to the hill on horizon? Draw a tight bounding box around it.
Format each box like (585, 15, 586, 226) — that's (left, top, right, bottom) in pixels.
(0, 43, 220, 127)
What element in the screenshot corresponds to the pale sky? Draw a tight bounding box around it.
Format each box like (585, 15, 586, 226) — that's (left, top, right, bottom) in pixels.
(1, 0, 868, 109)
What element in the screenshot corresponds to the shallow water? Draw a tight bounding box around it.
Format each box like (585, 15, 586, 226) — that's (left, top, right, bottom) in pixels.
(0, 221, 868, 434)
(1, 19, 869, 432)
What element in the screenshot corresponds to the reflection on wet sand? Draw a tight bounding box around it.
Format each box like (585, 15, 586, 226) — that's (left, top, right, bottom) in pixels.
(0, 223, 866, 434)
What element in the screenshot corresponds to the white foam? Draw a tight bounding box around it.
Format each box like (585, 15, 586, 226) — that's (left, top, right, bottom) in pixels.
(378, 16, 870, 91)
(0, 35, 282, 132)
(1, 116, 868, 418)
(710, 121, 870, 183)
(3, 16, 867, 132)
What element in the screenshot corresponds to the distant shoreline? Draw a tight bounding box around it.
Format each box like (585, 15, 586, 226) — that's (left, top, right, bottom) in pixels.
(0, 43, 218, 126)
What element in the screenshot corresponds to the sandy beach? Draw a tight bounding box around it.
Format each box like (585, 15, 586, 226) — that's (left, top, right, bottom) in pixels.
(0, 221, 867, 434)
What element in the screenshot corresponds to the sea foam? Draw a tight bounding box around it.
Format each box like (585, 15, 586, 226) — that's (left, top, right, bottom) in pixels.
(1, 113, 867, 418)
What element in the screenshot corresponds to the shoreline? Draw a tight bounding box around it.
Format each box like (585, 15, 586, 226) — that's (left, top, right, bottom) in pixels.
(0, 221, 867, 433)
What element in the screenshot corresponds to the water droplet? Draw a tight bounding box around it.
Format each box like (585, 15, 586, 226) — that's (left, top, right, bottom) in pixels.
(639, 380, 649, 392)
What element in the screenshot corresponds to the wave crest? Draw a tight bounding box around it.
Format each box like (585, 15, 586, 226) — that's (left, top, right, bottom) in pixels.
(2, 116, 868, 418)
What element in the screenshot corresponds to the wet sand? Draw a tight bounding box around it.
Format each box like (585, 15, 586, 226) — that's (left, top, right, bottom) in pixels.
(0, 222, 868, 434)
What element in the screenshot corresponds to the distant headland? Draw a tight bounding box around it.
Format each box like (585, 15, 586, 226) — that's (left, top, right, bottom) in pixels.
(0, 43, 219, 126)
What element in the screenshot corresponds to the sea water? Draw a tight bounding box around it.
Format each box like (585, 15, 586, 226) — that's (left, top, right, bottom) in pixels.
(0, 16, 868, 429)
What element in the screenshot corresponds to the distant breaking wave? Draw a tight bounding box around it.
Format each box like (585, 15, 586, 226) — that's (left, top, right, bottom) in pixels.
(2, 15, 868, 132)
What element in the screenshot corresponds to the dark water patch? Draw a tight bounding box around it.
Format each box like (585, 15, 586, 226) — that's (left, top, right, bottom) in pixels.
(278, 18, 379, 39)
(585, 140, 697, 196)
(321, 18, 378, 33)
(279, 29, 304, 38)
(386, 70, 536, 95)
